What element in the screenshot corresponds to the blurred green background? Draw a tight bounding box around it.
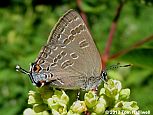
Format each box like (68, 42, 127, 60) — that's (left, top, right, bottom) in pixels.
(0, 0, 153, 115)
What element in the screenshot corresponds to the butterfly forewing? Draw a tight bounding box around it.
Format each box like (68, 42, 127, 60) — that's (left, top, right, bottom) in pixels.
(34, 9, 102, 90)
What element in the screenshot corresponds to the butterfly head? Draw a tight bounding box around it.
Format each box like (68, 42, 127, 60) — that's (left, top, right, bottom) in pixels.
(16, 63, 47, 87)
(101, 71, 108, 83)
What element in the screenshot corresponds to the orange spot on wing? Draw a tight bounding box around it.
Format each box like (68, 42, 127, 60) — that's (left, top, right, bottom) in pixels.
(33, 64, 41, 72)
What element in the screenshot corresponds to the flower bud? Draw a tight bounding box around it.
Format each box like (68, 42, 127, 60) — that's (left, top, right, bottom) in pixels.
(90, 112, 97, 115)
(119, 88, 130, 100)
(23, 108, 35, 115)
(104, 79, 122, 97)
(115, 101, 139, 111)
(70, 101, 87, 114)
(47, 97, 67, 115)
(67, 110, 80, 115)
(84, 91, 98, 108)
(93, 96, 107, 114)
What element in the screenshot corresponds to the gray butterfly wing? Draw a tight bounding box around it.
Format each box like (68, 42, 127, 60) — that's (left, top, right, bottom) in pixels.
(35, 9, 102, 90)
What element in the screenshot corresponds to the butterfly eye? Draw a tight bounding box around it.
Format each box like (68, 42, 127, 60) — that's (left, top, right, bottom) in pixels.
(33, 64, 41, 72)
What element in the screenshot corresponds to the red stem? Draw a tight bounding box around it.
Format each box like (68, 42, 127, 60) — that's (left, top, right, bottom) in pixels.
(76, 0, 89, 29)
(76, 0, 81, 8)
(102, 0, 125, 69)
(109, 34, 153, 59)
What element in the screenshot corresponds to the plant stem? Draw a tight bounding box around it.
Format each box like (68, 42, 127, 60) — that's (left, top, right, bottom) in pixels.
(102, 0, 126, 69)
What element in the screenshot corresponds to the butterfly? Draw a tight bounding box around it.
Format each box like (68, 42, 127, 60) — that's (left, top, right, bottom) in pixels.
(16, 9, 107, 90)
